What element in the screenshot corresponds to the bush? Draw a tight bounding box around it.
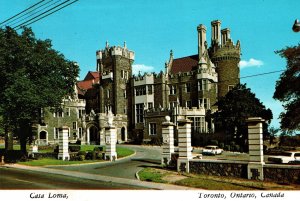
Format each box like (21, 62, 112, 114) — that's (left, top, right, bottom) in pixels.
(85, 151, 97, 160)
(77, 151, 86, 156)
(219, 143, 224, 149)
(4, 150, 27, 163)
(94, 147, 103, 152)
(69, 145, 80, 152)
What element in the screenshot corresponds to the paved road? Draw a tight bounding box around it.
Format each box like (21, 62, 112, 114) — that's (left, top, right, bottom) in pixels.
(48, 145, 162, 179)
(0, 166, 146, 189)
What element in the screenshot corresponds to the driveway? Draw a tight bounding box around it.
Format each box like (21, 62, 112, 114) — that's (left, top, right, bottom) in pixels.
(48, 145, 162, 179)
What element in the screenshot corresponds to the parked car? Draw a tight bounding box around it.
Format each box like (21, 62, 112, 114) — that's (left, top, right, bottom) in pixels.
(288, 159, 300, 165)
(268, 151, 300, 164)
(202, 145, 223, 155)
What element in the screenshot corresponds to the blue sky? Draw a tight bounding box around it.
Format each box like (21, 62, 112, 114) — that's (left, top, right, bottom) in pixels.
(1, 0, 299, 129)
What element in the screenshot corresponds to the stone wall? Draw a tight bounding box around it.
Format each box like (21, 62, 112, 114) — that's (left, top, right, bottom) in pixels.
(189, 160, 300, 184)
(189, 160, 248, 178)
(264, 164, 300, 184)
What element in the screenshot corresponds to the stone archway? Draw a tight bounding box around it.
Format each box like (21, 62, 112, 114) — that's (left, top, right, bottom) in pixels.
(87, 125, 99, 145)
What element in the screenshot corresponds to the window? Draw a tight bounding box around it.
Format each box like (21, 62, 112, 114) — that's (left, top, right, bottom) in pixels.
(149, 123, 157, 135)
(53, 110, 64, 118)
(73, 122, 77, 130)
(186, 83, 191, 93)
(135, 86, 146, 96)
(186, 100, 192, 109)
(199, 98, 210, 109)
(78, 109, 85, 118)
(198, 79, 208, 91)
(136, 103, 144, 123)
(66, 108, 70, 116)
(124, 90, 127, 98)
(169, 85, 176, 95)
(189, 117, 206, 133)
(148, 85, 153, 94)
(78, 127, 83, 138)
(121, 70, 128, 79)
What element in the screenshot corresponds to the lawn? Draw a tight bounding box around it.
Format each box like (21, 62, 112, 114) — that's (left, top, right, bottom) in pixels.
(16, 145, 134, 166)
(138, 167, 300, 190)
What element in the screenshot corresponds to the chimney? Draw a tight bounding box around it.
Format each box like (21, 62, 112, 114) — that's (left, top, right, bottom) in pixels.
(211, 20, 221, 44)
(221, 28, 230, 45)
(197, 24, 206, 60)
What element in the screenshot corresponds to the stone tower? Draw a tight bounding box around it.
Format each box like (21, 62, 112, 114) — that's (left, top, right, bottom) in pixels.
(209, 20, 241, 98)
(96, 42, 134, 115)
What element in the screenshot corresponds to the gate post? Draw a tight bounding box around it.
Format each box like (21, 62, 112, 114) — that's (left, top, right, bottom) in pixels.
(177, 118, 193, 173)
(161, 116, 175, 166)
(58, 126, 70, 161)
(105, 111, 117, 161)
(246, 117, 265, 181)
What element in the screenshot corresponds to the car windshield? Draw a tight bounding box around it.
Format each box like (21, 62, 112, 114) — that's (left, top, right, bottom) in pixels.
(205, 146, 216, 150)
(281, 152, 292, 157)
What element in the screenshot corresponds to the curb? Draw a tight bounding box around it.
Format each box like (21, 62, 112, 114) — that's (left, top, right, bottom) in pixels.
(135, 169, 141, 180)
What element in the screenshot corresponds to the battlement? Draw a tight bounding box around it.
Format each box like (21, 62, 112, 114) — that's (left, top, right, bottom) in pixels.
(133, 73, 154, 85)
(96, 42, 135, 61)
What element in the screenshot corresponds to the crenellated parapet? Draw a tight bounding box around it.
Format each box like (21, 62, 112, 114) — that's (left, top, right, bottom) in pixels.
(96, 42, 135, 62)
(210, 38, 241, 62)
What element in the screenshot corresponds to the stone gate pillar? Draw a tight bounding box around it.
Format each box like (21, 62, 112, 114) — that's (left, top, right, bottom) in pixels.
(58, 126, 70, 161)
(177, 118, 193, 173)
(161, 116, 175, 166)
(105, 111, 117, 161)
(246, 117, 265, 181)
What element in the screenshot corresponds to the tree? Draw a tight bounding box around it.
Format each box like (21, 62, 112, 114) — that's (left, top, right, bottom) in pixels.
(213, 83, 273, 151)
(0, 27, 79, 152)
(273, 44, 300, 130)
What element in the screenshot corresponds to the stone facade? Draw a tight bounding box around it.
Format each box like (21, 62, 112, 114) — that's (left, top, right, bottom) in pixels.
(34, 19, 240, 145)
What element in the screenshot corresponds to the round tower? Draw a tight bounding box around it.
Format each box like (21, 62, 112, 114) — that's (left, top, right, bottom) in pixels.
(209, 24, 241, 98)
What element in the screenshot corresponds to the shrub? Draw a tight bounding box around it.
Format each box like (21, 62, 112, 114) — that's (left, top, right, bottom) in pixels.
(86, 151, 97, 160)
(4, 150, 27, 163)
(219, 143, 225, 149)
(77, 151, 86, 156)
(69, 145, 80, 152)
(94, 147, 103, 152)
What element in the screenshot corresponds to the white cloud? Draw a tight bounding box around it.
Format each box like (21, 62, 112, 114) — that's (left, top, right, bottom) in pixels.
(132, 64, 155, 75)
(239, 58, 264, 68)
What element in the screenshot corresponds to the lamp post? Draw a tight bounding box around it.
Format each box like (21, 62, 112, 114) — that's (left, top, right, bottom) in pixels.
(292, 19, 300, 32)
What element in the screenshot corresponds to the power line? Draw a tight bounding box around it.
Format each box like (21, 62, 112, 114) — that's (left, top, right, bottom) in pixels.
(4, 0, 59, 28)
(0, 0, 46, 26)
(14, 0, 77, 30)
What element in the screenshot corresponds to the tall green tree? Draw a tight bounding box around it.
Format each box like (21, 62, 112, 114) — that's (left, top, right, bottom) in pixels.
(274, 44, 300, 130)
(213, 84, 273, 150)
(0, 27, 79, 152)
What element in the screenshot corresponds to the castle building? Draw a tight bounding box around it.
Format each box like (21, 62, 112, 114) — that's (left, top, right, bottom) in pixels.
(34, 20, 240, 146)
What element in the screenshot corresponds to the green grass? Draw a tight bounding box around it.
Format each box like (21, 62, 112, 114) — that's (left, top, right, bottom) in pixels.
(16, 145, 134, 166)
(138, 168, 168, 183)
(116, 146, 135, 158)
(138, 167, 300, 190)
